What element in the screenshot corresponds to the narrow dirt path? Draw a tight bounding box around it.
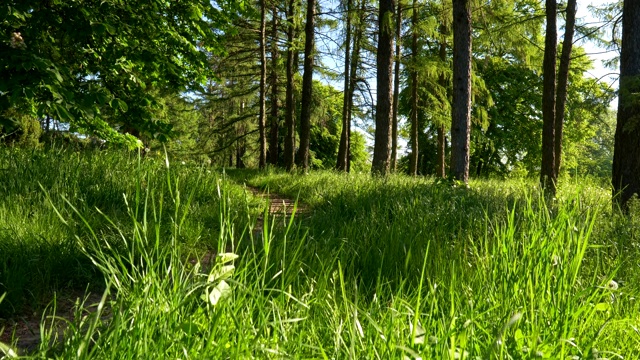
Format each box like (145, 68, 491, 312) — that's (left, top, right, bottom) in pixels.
(0, 291, 108, 355)
(244, 185, 308, 235)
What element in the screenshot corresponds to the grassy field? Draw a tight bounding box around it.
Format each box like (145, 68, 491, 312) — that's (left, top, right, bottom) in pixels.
(1, 149, 640, 358)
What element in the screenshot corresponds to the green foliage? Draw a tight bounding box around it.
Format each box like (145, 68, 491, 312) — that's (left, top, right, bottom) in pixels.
(0, 0, 240, 145)
(0, 107, 42, 147)
(469, 49, 614, 179)
(349, 131, 370, 171)
(471, 58, 544, 177)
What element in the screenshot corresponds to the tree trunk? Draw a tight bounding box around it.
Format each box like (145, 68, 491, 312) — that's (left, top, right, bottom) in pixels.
(347, 0, 366, 172)
(409, 0, 418, 176)
(372, 0, 396, 175)
(258, 0, 268, 169)
(337, 0, 352, 172)
(391, 1, 402, 172)
(540, 0, 557, 193)
(553, 0, 576, 176)
(269, 5, 280, 166)
(284, 0, 297, 171)
(450, 0, 472, 183)
(613, 0, 640, 210)
(437, 23, 447, 178)
(298, 0, 316, 171)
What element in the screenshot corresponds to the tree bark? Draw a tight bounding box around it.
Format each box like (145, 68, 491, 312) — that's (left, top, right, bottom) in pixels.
(553, 0, 576, 176)
(409, 0, 418, 176)
(450, 0, 472, 183)
(391, 1, 402, 172)
(613, 0, 640, 210)
(258, 0, 268, 169)
(437, 22, 447, 178)
(540, 0, 557, 193)
(298, 0, 316, 171)
(268, 5, 280, 166)
(372, 0, 396, 176)
(337, 0, 352, 171)
(284, 0, 297, 171)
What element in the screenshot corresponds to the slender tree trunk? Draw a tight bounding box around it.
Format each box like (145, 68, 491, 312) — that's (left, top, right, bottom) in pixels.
(346, 0, 366, 172)
(553, 0, 576, 176)
(409, 0, 418, 176)
(284, 0, 297, 171)
(391, 1, 402, 172)
(450, 0, 472, 183)
(437, 23, 447, 178)
(298, 0, 316, 171)
(372, 0, 396, 175)
(613, 0, 640, 210)
(258, 0, 268, 169)
(269, 5, 280, 166)
(236, 102, 246, 168)
(540, 0, 557, 193)
(337, 0, 352, 171)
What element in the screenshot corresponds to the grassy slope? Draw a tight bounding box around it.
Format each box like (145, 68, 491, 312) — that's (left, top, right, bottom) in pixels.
(1, 153, 639, 358)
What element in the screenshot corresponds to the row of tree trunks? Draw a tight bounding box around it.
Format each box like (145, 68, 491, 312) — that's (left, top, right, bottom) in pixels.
(337, 0, 365, 173)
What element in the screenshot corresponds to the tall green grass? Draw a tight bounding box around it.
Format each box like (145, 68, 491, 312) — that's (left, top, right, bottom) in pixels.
(0, 147, 260, 316)
(1, 157, 640, 358)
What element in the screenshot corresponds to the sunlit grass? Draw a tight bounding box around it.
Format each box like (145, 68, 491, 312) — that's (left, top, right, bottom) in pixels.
(1, 153, 639, 358)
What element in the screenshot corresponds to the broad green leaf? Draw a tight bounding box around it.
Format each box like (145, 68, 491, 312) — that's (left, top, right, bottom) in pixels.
(208, 265, 235, 283)
(110, 98, 128, 112)
(208, 280, 231, 306)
